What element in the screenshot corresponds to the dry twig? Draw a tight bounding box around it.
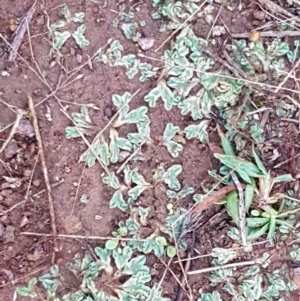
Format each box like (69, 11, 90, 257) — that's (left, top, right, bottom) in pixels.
(0, 109, 26, 154)
(0, 179, 64, 216)
(8, 0, 37, 62)
(188, 259, 260, 275)
(231, 172, 247, 249)
(256, 0, 296, 18)
(232, 31, 300, 39)
(275, 57, 300, 93)
(21, 232, 148, 242)
(28, 96, 59, 261)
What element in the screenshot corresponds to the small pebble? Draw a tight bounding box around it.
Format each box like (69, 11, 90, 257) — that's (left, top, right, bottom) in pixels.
(36, 15, 45, 26)
(20, 216, 29, 228)
(4, 225, 15, 243)
(253, 10, 266, 21)
(104, 107, 112, 118)
(17, 119, 35, 138)
(0, 189, 13, 197)
(2, 71, 10, 77)
(173, 135, 186, 145)
(64, 166, 71, 174)
(23, 169, 32, 177)
(64, 215, 82, 234)
(76, 54, 82, 64)
(70, 47, 75, 56)
(138, 38, 155, 51)
(118, 151, 130, 163)
(33, 179, 41, 187)
(9, 24, 18, 32)
(0, 224, 4, 238)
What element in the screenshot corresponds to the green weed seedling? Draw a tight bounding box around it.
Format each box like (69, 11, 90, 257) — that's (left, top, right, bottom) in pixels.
(65, 106, 92, 139)
(231, 38, 289, 77)
(65, 92, 150, 168)
(162, 123, 183, 157)
(17, 244, 172, 301)
(213, 132, 296, 243)
(103, 166, 151, 211)
(106, 205, 179, 258)
(95, 39, 157, 81)
(51, 5, 89, 49)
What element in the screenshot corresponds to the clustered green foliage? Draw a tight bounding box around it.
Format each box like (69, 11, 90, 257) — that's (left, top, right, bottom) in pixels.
(17, 248, 171, 301)
(16, 0, 300, 300)
(50, 5, 89, 49)
(213, 131, 298, 242)
(206, 249, 297, 301)
(95, 39, 157, 81)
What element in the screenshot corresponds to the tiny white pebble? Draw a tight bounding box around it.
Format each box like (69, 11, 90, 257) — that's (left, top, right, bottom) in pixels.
(1, 71, 10, 77)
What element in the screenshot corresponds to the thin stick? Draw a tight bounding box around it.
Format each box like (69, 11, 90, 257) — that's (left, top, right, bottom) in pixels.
(172, 228, 193, 301)
(232, 31, 300, 39)
(0, 179, 65, 216)
(245, 107, 272, 116)
(116, 141, 145, 174)
(175, 233, 195, 301)
(275, 57, 300, 93)
(175, 240, 268, 263)
(156, 257, 190, 300)
(24, 151, 40, 200)
(155, 1, 206, 52)
(256, 0, 295, 18)
(8, 0, 36, 61)
(20, 232, 148, 242)
(206, 5, 222, 40)
(93, 89, 140, 140)
(231, 172, 247, 249)
(0, 122, 14, 133)
(70, 163, 86, 216)
(156, 258, 173, 293)
(188, 260, 256, 275)
(0, 109, 26, 154)
(0, 98, 18, 113)
(28, 96, 59, 260)
(0, 265, 48, 288)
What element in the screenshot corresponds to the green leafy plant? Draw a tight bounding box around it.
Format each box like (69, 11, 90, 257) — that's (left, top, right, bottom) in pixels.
(68, 92, 150, 168)
(18, 246, 165, 301)
(103, 166, 151, 211)
(162, 123, 183, 157)
(50, 5, 89, 49)
(16, 278, 37, 298)
(214, 133, 296, 243)
(65, 106, 92, 139)
(154, 163, 183, 191)
(232, 38, 289, 76)
(247, 206, 300, 241)
(95, 39, 157, 81)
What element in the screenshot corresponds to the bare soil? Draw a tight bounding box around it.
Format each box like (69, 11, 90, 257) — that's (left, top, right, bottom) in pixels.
(1, 0, 300, 300)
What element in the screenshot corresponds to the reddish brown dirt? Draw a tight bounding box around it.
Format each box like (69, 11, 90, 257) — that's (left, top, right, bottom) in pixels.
(1, 1, 300, 301)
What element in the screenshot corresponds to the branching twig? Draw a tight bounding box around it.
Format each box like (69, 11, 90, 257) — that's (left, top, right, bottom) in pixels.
(256, 0, 296, 18)
(28, 96, 59, 261)
(0, 109, 26, 154)
(206, 5, 222, 40)
(275, 57, 300, 93)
